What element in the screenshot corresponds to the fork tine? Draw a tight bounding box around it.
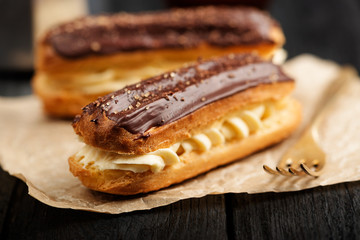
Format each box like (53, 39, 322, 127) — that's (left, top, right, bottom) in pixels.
(263, 165, 280, 175)
(276, 167, 293, 176)
(288, 167, 306, 176)
(264, 164, 316, 177)
(300, 163, 322, 177)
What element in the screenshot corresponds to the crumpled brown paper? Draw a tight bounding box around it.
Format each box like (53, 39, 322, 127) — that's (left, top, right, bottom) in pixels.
(1, 55, 360, 214)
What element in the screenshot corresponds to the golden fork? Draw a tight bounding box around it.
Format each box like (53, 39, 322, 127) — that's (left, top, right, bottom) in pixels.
(263, 67, 355, 177)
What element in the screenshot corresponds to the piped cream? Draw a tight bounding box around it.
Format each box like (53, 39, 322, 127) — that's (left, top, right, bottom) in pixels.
(75, 102, 279, 173)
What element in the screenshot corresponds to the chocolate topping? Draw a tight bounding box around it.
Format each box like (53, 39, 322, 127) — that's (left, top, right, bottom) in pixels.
(81, 54, 293, 134)
(46, 6, 278, 58)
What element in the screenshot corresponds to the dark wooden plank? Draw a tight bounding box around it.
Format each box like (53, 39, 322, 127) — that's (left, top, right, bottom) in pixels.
(227, 182, 360, 240)
(1, 180, 228, 240)
(0, 169, 17, 236)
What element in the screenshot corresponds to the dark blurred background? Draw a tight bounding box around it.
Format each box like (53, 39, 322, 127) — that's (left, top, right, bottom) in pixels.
(0, 0, 359, 95)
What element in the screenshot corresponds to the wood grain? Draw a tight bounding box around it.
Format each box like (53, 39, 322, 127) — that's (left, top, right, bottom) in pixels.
(227, 182, 360, 240)
(0, 169, 17, 238)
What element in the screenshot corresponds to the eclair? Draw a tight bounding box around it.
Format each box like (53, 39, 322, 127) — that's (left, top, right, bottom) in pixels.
(69, 53, 301, 195)
(33, 6, 285, 117)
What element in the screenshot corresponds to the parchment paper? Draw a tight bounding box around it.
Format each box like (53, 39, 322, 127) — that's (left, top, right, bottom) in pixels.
(1, 54, 360, 214)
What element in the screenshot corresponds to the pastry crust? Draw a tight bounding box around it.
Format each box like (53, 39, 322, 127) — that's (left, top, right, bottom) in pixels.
(69, 98, 301, 195)
(33, 6, 285, 117)
(74, 81, 295, 154)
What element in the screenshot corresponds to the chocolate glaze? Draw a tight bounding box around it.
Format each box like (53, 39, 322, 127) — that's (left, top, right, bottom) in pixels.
(46, 6, 278, 58)
(80, 54, 293, 134)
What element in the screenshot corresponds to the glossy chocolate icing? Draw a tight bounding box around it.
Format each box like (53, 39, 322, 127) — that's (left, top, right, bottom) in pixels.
(46, 6, 278, 58)
(80, 54, 293, 134)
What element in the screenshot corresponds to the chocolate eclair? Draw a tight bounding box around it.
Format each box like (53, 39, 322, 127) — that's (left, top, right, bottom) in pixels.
(69, 53, 301, 195)
(33, 6, 285, 117)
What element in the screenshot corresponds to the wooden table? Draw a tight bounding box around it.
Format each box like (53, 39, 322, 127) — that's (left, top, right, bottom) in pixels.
(1, 0, 360, 239)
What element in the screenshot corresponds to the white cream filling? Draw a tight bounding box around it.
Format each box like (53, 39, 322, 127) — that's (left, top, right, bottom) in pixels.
(40, 64, 182, 95)
(272, 48, 287, 65)
(75, 103, 277, 173)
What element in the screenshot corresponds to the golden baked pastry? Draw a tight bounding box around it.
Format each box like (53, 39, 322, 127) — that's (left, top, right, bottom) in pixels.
(33, 6, 285, 117)
(69, 54, 301, 195)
